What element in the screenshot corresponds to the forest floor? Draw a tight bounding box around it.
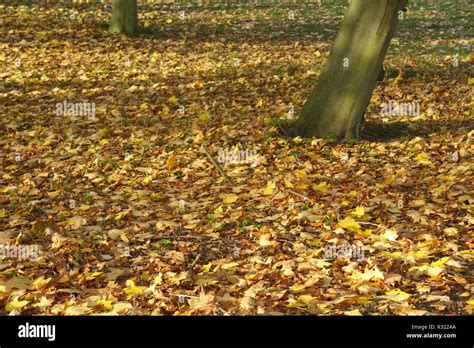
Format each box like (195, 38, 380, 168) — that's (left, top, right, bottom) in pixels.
(0, 0, 473, 315)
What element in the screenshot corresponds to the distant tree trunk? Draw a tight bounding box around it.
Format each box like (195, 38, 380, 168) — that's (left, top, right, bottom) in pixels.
(109, 0, 138, 36)
(288, 0, 407, 140)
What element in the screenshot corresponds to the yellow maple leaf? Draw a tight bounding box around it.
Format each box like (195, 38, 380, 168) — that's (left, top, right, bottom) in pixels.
(31, 275, 51, 290)
(64, 306, 91, 315)
(124, 280, 148, 298)
(262, 180, 276, 195)
(382, 229, 398, 241)
(430, 256, 450, 268)
(166, 154, 178, 169)
(259, 233, 277, 247)
(426, 266, 444, 277)
(344, 309, 362, 316)
(223, 194, 239, 204)
(198, 112, 210, 122)
(312, 182, 329, 193)
(142, 175, 153, 184)
(33, 296, 52, 311)
(289, 284, 307, 293)
(189, 290, 214, 309)
(383, 175, 396, 185)
(415, 153, 433, 165)
(5, 297, 29, 312)
(168, 95, 179, 106)
(95, 299, 113, 310)
(111, 302, 133, 314)
(351, 206, 366, 217)
(86, 271, 103, 280)
(221, 262, 239, 270)
(384, 289, 411, 302)
(151, 193, 162, 200)
(294, 183, 308, 192)
(338, 217, 361, 232)
(47, 190, 61, 198)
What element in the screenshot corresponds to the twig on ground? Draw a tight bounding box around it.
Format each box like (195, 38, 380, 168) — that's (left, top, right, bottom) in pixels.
(190, 253, 201, 269)
(158, 234, 241, 244)
(287, 189, 310, 201)
(201, 144, 235, 185)
(356, 221, 388, 230)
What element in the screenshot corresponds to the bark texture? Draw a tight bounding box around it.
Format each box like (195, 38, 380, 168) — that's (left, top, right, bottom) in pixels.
(109, 0, 138, 36)
(288, 0, 407, 140)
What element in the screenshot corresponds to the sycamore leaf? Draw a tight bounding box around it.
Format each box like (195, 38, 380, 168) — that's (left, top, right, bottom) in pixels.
(221, 262, 239, 270)
(142, 175, 153, 184)
(189, 290, 215, 309)
(344, 309, 362, 316)
(223, 194, 239, 204)
(33, 296, 52, 311)
(338, 217, 361, 232)
(262, 180, 276, 195)
(94, 299, 114, 310)
(312, 182, 329, 193)
(168, 95, 179, 106)
(5, 298, 30, 312)
(351, 206, 366, 217)
(85, 271, 103, 280)
(415, 153, 433, 165)
(111, 302, 134, 314)
(198, 112, 210, 122)
(64, 306, 92, 315)
(166, 154, 178, 169)
(382, 229, 399, 241)
(348, 267, 384, 282)
(407, 210, 429, 225)
(259, 233, 277, 247)
(430, 256, 450, 267)
(31, 275, 51, 290)
(384, 289, 411, 302)
(124, 280, 148, 298)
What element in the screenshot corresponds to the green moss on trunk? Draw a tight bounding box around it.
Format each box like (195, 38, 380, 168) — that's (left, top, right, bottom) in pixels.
(288, 0, 407, 141)
(109, 0, 138, 37)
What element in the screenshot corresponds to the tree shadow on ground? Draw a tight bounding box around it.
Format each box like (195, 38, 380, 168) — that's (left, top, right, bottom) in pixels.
(361, 118, 474, 142)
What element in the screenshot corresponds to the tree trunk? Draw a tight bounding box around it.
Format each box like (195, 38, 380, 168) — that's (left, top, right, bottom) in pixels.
(288, 0, 407, 140)
(109, 0, 138, 37)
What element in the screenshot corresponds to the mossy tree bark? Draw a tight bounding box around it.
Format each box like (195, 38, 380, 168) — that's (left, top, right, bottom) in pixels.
(288, 0, 407, 141)
(109, 0, 138, 36)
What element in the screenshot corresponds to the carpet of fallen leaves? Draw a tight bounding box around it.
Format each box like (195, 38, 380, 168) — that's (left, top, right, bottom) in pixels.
(0, 1, 473, 316)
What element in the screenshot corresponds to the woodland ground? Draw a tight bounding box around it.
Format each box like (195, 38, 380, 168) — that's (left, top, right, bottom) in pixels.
(0, 0, 473, 315)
